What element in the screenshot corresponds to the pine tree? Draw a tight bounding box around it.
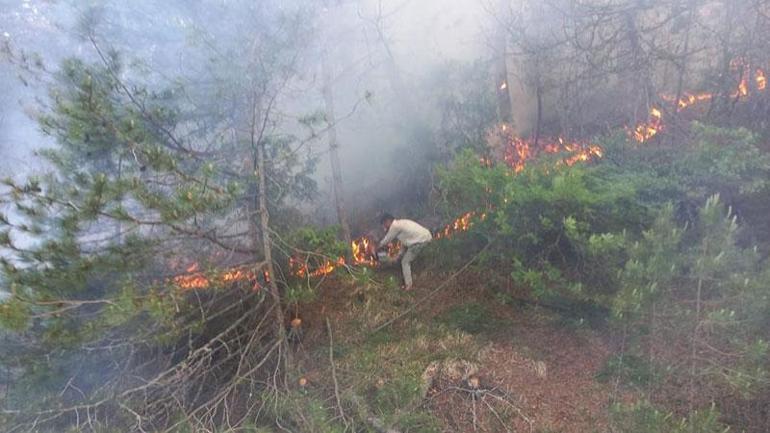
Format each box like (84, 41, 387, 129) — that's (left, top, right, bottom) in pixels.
(0, 2, 320, 430)
(613, 196, 770, 409)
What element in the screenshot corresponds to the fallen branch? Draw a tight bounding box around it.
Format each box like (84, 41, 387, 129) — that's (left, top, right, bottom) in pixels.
(325, 318, 350, 430)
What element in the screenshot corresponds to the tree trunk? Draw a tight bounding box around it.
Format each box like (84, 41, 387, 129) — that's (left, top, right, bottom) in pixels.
(673, 0, 696, 113)
(533, 81, 543, 147)
(624, 5, 654, 118)
(321, 48, 353, 252)
(251, 100, 286, 348)
(495, 25, 513, 125)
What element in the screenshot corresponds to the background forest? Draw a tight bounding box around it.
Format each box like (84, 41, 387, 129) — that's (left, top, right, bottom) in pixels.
(1, 1, 769, 432)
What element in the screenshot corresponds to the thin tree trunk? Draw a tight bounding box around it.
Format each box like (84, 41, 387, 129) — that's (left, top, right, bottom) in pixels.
(624, 6, 654, 116)
(673, 0, 696, 113)
(534, 81, 543, 147)
(689, 254, 704, 412)
(257, 138, 287, 343)
(495, 0, 513, 125)
(321, 48, 352, 252)
(251, 100, 286, 348)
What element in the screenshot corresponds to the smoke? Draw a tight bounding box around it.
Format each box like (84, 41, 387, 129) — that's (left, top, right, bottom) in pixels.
(312, 0, 489, 229)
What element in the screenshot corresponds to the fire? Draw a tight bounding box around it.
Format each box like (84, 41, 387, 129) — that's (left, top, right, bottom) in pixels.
(309, 258, 342, 277)
(736, 78, 749, 97)
(289, 256, 343, 278)
(662, 92, 713, 110)
(173, 263, 266, 291)
(562, 144, 603, 166)
(433, 211, 487, 240)
(285, 210, 489, 279)
(175, 62, 770, 287)
(173, 272, 209, 290)
(386, 241, 402, 259)
(176, 208, 493, 287)
(631, 106, 664, 143)
(288, 236, 397, 279)
(351, 237, 377, 266)
(630, 61, 767, 143)
(757, 69, 767, 91)
(488, 125, 604, 173)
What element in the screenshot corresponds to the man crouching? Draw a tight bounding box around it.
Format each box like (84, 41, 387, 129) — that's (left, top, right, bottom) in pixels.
(378, 213, 432, 291)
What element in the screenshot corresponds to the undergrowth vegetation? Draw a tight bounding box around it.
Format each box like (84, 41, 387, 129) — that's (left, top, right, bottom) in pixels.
(433, 123, 770, 430)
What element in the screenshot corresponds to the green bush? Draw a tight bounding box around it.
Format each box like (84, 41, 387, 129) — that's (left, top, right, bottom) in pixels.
(613, 196, 770, 398)
(436, 149, 643, 305)
(435, 123, 770, 310)
(285, 225, 349, 261)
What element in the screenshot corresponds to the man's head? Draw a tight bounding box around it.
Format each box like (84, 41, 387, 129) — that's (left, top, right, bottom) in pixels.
(380, 213, 395, 231)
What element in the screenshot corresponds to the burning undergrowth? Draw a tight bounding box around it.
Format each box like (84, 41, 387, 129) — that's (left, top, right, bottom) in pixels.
(172, 209, 491, 288)
(632, 59, 768, 143)
(168, 57, 769, 291)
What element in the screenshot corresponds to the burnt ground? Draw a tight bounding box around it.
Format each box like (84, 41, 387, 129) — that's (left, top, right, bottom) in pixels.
(289, 267, 636, 433)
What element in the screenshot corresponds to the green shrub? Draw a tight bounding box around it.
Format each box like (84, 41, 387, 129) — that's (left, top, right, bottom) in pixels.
(285, 225, 349, 262)
(436, 149, 643, 305)
(613, 196, 770, 399)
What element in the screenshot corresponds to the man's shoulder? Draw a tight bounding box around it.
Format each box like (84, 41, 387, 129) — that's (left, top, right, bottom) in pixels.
(397, 219, 429, 230)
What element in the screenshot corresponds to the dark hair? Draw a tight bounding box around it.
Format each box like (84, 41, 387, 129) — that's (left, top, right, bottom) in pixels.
(380, 213, 395, 225)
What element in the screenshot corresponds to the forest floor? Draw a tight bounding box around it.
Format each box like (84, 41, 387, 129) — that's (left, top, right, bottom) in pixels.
(288, 265, 637, 433)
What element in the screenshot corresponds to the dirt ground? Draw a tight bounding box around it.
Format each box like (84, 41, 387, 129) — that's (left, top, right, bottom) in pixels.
(294, 269, 633, 433)
(421, 277, 628, 433)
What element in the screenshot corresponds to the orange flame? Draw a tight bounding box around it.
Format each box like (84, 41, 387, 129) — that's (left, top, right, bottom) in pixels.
(433, 211, 487, 240)
(351, 237, 377, 266)
(756, 69, 766, 91)
(173, 264, 266, 291)
(177, 59, 769, 288)
(736, 79, 749, 97)
(488, 125, 604, 173)
(632, 60, 767, 143)
(661, 92, 714, 111)
(631, 107, 663, 143)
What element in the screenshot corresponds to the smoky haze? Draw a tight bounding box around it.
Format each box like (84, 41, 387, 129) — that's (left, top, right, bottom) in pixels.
(0, 0, 490, 234)
(3, 1, 770, 432)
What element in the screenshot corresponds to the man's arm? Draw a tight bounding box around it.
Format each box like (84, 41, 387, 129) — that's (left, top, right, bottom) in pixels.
(379, 223, 399, 248)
